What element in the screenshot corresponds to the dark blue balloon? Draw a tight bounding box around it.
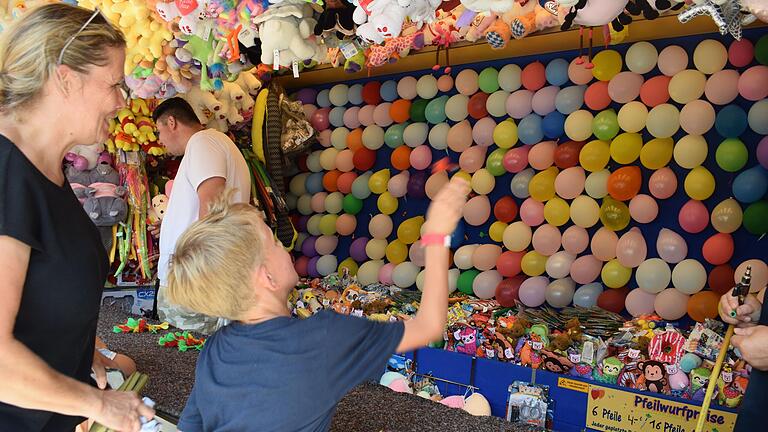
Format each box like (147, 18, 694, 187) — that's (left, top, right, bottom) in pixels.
(733, 166, 768, 203)
(450, 220, 465, 248)
(715, 104, 748, 138)
(543, 111, 566, 139)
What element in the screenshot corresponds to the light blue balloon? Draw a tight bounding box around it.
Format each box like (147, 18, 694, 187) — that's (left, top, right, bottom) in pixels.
(316, 89, 331, 108)
(518, 113, 544, 145)
(573, 282, 604, 308)
(715, 104, 748, 138)
(348, 84, 364, 106)
(380, 80, 398, 102)
(511, 168, 535, 199)
(306, 172, 325, 194)
(425, 96, 449, 124)
(351, 172, 372, 199)
(555, 85, 586, 115)
(542, 111, 566, 139)
(546, 58, 569, 86)
(329, 107, 346, 128)
(733, 166, 768, 203)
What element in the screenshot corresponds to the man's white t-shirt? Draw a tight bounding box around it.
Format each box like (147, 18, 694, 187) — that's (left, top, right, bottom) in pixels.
(158, 129, 251, 286)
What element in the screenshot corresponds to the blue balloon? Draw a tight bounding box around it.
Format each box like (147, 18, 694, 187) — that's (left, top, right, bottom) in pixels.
(573, 282, 604, 308)
(733, 166, 768, 203)
(329, 107, 346, 128)
(715, 104, 748, 138)
(316, 89, 331, 108)
(380, 80, 398, 102)
(546, 58, 569, 86)
(542, 111, 566, 139)
(450, 220, 465, 248)
(555, 85, 586, 115)
(306, 172, 325, 194)
(348, 84, 364, 106)
(518, 114, 544, 145)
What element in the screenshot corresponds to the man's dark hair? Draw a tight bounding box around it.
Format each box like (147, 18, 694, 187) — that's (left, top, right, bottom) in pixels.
(152, 97, 201, 126)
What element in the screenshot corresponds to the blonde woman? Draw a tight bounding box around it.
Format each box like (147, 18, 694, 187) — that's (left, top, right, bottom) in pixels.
(0, 4, 153, 431)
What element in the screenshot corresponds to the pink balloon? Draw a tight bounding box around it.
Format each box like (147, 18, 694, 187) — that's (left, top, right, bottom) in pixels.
(440, 395, 465, 408)
(734, 259, 768, 291)
(520, 198, 545, 226)
(410, 145, 432, 170)
(729, 39, 754, 68)
(656, 228, 688, 264)
(616, 227, 647, 268)
(437, 75, 454, 92)
(373, 103, 393, 127)
(528, 141, 557, 170)
(409, 241, 426, 266)
(311, 107, 330, 131)
(629, 194, 658, 223)
(531, 86, 560, 115)
(738, 65, 768, 101)
(459, 145, 488, 173)
(311, 192, 328, 213)
(503, 146, 530, 173)
(679, 99, 715, 135)
(336, 149, 355, 172)
(568, 56, 594, 85)
(658, 45, 689, 77)
(378, 263, 395, 285)
(519, 276, 549, 307)
(570, 255, 602, 284)
(655, 288, 689, 321)
(473, 244, 503, 271)
(387, 171, 410, 198)
(648, 167, 678, 199)
(318, 129, 332, 147)
(447, 120, 473, 153)
(472, 117, 496, 146)
(625, 288, 657, 317)
(336, 214, 357, 236)
(358, 104, 376, 126)
(506, 89, 534, 119)
(608, 72, 644, 103)
(554, 166, 586, 199)
(591, 227, 618, 261)
(463, 195, 491, 226)
(343, 106, 361, 129)
(705, 69, 740, 105)
(678, 199, 709, 234)
(562, 225, 589, 255)
(532, 224, 562, 256)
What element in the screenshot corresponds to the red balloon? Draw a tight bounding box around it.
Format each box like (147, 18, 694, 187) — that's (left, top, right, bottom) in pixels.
(522, 61, 546, 91)
(468, 92, 490, 120)
(702, 233, 734, 265)
(503, 146, 530, 173)
(295, 255, 309, 277)
(297, 154, 308, 172)
(554, 141, 585, 169)
(497, 251, 525, 277)
(494, 196, 519, 223)
(337, 172, 358, 194)
(640, 75, 671, 107)
(495, 275, 526, 307)
(607, 166, 642, 201)
(709, 264, 735, 295)
(362, 81, 382, 105)
(597, 287, 629, 313)
(584, 81, 611, 111)
(310, 107, 331, 131)
(353, 147, 376, 171)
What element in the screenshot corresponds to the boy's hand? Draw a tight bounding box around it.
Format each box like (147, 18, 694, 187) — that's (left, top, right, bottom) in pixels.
(422, 177, 470, 236)
(719, 288, 761, 327)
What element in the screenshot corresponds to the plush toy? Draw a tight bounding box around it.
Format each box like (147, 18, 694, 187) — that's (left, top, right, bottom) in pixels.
(65, 142, 105, 171)
(461, 0, 517, 14)
(83, 182, 128, 226)
(678, 0, 745, 39)
(155, 0, 208, 35)
(314, 0, 356, 39)
(636, 360, 670, 394)
(715, 366, 748, 407)
(742, 0, 768, 23)
(183, 85, 223, 125)
(252, 2, 322, 68)
(540, 350, 574, 374)
(354, 0, 414, 43)
(235, 69, 263, 96)
(366, 32, 425, 68)
(690, 366, 711, 401)
(593, 356, 622, 384)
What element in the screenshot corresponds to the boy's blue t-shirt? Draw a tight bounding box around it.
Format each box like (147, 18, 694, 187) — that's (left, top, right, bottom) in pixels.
(178, 311, 405, 432)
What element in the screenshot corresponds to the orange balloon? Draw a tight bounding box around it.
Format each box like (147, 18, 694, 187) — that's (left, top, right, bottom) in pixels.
(687, 291, 720, 322)
(390, 99, 412, 123)
(607, 166, 642, 201)
(323, 170, 342, 192)
(391, 146, 412, 170)
(640, 75, 671, 107)
(347, 128, 363, 151)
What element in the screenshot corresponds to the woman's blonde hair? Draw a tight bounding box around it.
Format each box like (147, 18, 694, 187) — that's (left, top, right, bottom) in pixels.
(0, 3, 125, 111)
(167, 191, 266, 321)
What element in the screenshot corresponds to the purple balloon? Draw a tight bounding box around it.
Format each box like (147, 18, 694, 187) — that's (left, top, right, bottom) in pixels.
(302, 236, 318, 257)
(295, 88, 318, 105)
(407, 170, 428, 199)
(307, 256, 320, 278)
(758, 136, 768, 169)
(296, 215, 309, 232)
(349, 237, 370, 262)
(518, 276, 549, 307)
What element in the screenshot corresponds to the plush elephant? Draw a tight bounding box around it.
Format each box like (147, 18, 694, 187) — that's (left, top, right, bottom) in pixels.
(252, 3, 321, 68)
(83, 183, 128, 227)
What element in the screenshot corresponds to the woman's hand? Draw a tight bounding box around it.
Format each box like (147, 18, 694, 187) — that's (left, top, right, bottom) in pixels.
(422, 177, 470, 236)
(88, 389, 155, 432)
(719, 288, 761, 327)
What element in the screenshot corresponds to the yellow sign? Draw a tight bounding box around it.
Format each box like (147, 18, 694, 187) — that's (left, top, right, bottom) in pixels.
(586, 385, 737, 432)
(558, 377, 589, 393)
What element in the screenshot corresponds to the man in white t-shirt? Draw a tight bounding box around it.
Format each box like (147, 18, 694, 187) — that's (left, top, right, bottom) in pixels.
(151, 97, 252, 334)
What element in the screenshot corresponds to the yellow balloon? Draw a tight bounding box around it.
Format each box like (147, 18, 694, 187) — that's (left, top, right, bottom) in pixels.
(601, 259, 632, 288)
(617, 101, 648, 134)
(711, 198, 743, 234)
(338, 257, 359, 276)
(386, 240, 408, 264)
(521, 250, 547, 276)
(377, 192, 399, 215)
(609, 26, 629, 45)
(529, 166, 559, 202)
(646, 104, 680, 139)
(544, 196, 570, 226)
(668, 69, 706, 104)
(592, 50, 623, 81)
(580, 140, 610, 172)
(570, 195, 600, 228)
(471, 168, 496, 195)
(489, 221, 508, 243)
(640, 137, 674, 170)
(565, 110, 594, 141)
(369, 169, 391, 194)
(453, 170, 472, 183)
(684, 166, 715, 200)
(503, 221, 532, 251)
(397, 216, 425, 244)
(600, 196, 630, 231)
(610, 133, 642, 164)
(319, 214, 338, 235)
(674, 135, 708, 169)
(493, 119, 518, 149)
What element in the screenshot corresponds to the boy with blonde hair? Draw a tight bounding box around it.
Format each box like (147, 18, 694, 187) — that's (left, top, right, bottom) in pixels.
(168, 178, 469, 431)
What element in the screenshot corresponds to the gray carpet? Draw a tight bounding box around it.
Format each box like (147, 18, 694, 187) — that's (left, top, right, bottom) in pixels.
(97, 306, 542, 431)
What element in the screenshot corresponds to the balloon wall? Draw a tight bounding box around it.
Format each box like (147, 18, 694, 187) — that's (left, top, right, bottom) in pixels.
(289, 30, 768, 323)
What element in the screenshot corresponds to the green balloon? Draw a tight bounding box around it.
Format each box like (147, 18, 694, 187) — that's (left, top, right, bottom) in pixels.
(457, 269, 480, 295)
(756, 34, 768, 66)
(410, 98, 429, 122)
(486, 147, 507, 176)
(384, 123, 408, 148)
(715, 138, 748, 172)
(592, 109, 619, 141)
(343, 194, 363, 215)
(743, 201, 768, 235)
(479, 67, 500, 94)
(425, 96, 449, 124)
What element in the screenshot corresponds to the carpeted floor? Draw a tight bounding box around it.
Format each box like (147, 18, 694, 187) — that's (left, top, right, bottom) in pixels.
(97, 306, 542, 432)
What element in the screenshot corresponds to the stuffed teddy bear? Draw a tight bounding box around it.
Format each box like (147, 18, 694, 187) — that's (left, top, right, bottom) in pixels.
(485, 0, 558, 48)
(155, 0, 208, 36)
(65, 142, 105, 171)
(314, 0, 356, 39)
(252, 2, 322, 68)
(182, 83, 224, 125)
(235, 69, 263, 96)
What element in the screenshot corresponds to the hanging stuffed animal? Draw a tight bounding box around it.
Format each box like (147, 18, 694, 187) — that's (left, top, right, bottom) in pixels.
(741, 0, 768, 24)
(313, 0, 356, 40)
(678, 0, 746, 39)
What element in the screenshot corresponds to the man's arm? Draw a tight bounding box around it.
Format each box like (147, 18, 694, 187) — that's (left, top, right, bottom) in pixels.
(197, 177, 226, 219)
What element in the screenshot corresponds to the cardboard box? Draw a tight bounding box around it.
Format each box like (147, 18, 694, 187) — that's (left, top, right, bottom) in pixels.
(101, 286, 156, 317)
